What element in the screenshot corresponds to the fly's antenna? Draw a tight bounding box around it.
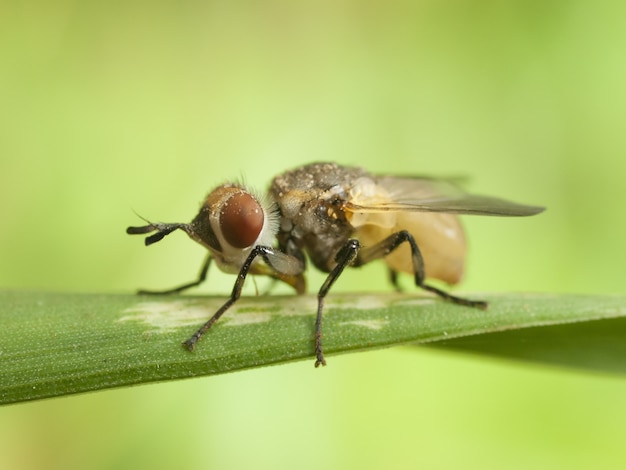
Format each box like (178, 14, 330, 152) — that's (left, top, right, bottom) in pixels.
(126, 216, 191, 246)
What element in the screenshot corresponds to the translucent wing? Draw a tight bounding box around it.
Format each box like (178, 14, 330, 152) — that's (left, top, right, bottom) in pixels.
(346, 176, 545, 217)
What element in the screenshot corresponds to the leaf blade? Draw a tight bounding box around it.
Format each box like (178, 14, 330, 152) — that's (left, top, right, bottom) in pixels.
(1, 291, 625, 405)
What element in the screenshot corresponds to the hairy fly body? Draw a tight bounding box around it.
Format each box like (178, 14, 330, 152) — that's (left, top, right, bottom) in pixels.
(127, 162, 544, 366)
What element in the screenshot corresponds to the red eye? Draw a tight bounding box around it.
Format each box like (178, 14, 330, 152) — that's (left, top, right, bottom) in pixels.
(219, 192, 264, 248)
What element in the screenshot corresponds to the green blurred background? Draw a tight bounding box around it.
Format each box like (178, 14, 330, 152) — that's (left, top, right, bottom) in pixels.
(1, 1, 626, 468)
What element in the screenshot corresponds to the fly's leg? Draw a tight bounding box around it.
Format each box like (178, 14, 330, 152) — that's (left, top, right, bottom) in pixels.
(315, 239, 360, 367)
(388, 268, 402, 292)
(357, 230, 488, 309)
(127, 221, 213, 295)
(183, 246, 305, 351)
(137, 255, 212, 295)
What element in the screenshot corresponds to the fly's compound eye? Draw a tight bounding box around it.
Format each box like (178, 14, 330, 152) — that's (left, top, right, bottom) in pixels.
(219, 192, 264, 248)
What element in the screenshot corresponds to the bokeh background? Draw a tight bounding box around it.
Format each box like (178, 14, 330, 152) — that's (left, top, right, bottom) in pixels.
(1, 1, 626, 469)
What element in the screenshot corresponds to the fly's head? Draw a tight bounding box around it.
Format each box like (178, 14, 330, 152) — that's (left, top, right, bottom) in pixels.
(127, 183, 279, 272)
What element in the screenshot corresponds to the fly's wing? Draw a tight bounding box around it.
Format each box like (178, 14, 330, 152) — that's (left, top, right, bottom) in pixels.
(346, 176, 545, 217)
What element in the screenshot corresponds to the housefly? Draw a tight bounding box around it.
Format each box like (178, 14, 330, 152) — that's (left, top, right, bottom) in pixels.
(127, 162, 544, 366)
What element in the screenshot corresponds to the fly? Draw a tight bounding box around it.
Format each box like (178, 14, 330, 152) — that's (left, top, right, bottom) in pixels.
(126, 162, 544, 367)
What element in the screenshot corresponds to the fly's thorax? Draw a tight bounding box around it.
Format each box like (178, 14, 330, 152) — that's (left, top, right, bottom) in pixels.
(280, 192, 355, 272)
(299, 194, 356, 272)
(270, 162, 371, 229)
(187, 183, 278, 272)
(270, 163, 369, 272)
(271, 162, 368, 193)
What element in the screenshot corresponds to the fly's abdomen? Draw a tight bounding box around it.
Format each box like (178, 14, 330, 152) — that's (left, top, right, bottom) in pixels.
(355, 211, 466, 285)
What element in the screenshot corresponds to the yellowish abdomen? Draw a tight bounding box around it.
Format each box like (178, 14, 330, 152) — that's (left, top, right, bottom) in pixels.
(354, 211, 466, 285)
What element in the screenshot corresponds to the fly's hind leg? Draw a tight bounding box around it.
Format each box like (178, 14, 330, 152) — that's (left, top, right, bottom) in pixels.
(356, 230, 488, 309)
(137, 254, 212, 295)
(388, 268, 402, 292)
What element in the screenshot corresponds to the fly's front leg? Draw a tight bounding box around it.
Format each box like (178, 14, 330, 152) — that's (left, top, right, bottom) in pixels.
(357, 230, 488, 309)
(137, 254, 212, 295)
(183, 246, 305, 351)
(315, 239, 361, 367)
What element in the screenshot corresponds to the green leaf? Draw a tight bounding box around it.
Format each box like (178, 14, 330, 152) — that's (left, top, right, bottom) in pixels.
(1, 290, 625, 405)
